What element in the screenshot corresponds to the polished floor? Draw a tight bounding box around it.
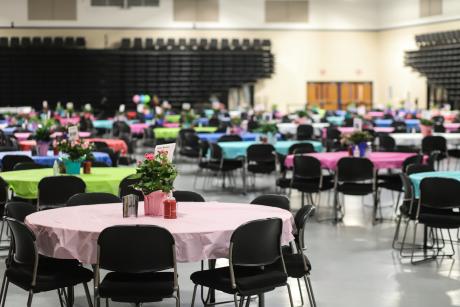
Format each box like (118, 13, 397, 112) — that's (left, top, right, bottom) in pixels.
(2, 157, 460, 306)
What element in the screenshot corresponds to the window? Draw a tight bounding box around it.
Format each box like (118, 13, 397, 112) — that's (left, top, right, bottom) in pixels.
(28, 0, 76, 20)
(174, 0, 219, 22)
(91, 0, 124, 6)
(91, 0, 159, 7)
(127, 0, 160, 7)
(265, 0, 309, 23)
(420, 0, 442, 17)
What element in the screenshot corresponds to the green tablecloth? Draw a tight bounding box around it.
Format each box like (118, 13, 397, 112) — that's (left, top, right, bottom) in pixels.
(218, 140, 324, 159)
(0, 167, 136, 199)
(154, 127, 218, 139)
(165, 115, 181, 123)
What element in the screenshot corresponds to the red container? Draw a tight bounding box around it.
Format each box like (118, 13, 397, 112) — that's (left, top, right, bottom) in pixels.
(164, 197, 177, 219)
(83, 161, 92, 174)
(53, 146, 59, 156)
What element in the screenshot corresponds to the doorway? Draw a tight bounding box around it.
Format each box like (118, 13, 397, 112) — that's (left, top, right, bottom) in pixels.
(307, 82, 373, 110)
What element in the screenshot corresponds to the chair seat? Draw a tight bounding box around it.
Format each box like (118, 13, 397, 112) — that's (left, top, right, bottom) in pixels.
(268, 254, 312, 279)
(378, 174, 402, 192)
(190, 266, 287, 296)
(248, 162, 276, 174)
(207, 160, 243, 171)
(337, 183, 373, 196)
(179, 147, 200, 158)
(276, 177, 291, 189)
(419, 212, 460, 229)
(448, 149, 460, 158)
(6, 256, 92, 293)
(99, 271, 175, 303)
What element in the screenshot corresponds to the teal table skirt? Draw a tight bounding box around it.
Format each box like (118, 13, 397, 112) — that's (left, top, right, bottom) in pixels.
(218, 140, 323, 159)
(410, 171, 460, 198)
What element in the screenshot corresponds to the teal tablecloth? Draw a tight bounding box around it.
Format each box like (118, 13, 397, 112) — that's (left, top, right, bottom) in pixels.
(218, 140, 323, 159)
(326, 116, 344, 126)
(409, 171, 460, 198)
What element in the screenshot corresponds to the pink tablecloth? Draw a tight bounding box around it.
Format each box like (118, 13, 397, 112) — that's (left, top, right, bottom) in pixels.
(13, 132, 31, 141)
(163, 123, 180, 128)
(86, 138, 128, 155)
(130, 123, 149, 135)
(59, 117, 80, 126)
(25, 202, 294, 264)
(285, 151, 417, 170)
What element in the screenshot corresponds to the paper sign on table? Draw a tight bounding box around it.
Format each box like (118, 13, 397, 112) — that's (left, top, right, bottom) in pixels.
(154, 143, 176, 162)
(353, 118, 362, 131)
(68, 126, 79, 142)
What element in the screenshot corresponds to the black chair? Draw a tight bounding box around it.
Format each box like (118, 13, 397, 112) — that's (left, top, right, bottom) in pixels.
(37, 176, 86, 210)
(179, 132, 201, 159)
(190, 218, 294, 307)
(421, 135, 447, 169)
(391, 121, 407, 133)
(406, 163, 435, 176)
(1, 155, 34, 172)
(67, 192, 121, 206)
(4, 201, 37, 222)
(325, 128, 342, 152)
(433, 123, 446, 133)
(246, 144, 276, 176)
(250, 194, 290, 211)
(334, 157, 376, 221)
(1, 218, 93, 307)
(0, 178, 10, 242)
(12, 162, 46, 171)
(119, 176, 144, 201)
(410, 178, 460, 263)
(95, 225, 180, 306)
(91, 161, 110, 167)
(270, 205, 317, 307)
(291, 155, 333, 209)
(296, 125, 314, 140)
(218, 135, 242, 142)
(377, 135, 396, 152)
(288, 143, 315, 155)
(207, 143, 243, 188)
(172, 190, 205, 202)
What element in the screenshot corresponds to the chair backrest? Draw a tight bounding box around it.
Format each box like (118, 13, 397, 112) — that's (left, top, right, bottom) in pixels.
(326, 128, 341, 140)
(296, 124, 314, 140)
(288, 143, 315, 155)
(378, 135, 396, 151)
(5, 202, 37, 222)
(38, 176, 86, 208)
(92, 141, 110, 151)
(293, 155, 321, 179)
(405, 163, 434, 175)
(250, 194, 290, 211)
(172, 190, 205, 202)
(67, 192, 121, 206)
(2, 155, 34, 172)
(12, 162, 46, 171)
(421, 135, 447, 155)
(433, 124, 446, 133)
(420, 178, 460, 209)
(5, 217, 37, 265)
(246, 144, 275, 162)
(98, 225, 175, 273)
(399, 174, 414, 207)
(337, 157, 374, 182)
(218, 134, 242, 142)
(294, 205, 315, 249)
(401, 155, 422, 172)
(391, 121, 407, 133)
(0, 177, 8, 205)
(209, 143, 223, 160)
(230, 218, 282, 267)
(119, 176, 144, 201)
(183, 132, 200, 148)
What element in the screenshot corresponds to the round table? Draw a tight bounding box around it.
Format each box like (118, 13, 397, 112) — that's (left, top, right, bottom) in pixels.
(25, 202, 295, 264)
(218, 140, 324, 159)
(129, 123, 149, 135)
(13, 132, 31, 141)
(154, 127, 218, 140)
(444, 123, 460, 132)
(284, 151, 417, 170)
(0, 167, 136, 199)
(197, 132, 281, 143)
(389, 133, 460, 147)
(409, 171, 460, 198)
(85, 138, 128, 155)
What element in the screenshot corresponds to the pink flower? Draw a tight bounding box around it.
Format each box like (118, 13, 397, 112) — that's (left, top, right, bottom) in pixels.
(144, 153, 155, 160)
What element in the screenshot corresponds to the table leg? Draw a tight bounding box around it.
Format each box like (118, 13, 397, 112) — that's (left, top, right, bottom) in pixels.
(258, 293, 265, 307)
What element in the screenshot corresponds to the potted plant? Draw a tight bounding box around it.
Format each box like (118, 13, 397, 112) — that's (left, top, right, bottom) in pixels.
(257, 122, 278, 144)
(420, 118, 433, 136)
(230, 117, 242, 134)
(130, 152, 177, 216)
(342, 131, 372, 157)
(34, 125, 52, 156)
(182, 111, 197, 128)
(57, 139, 93, 175)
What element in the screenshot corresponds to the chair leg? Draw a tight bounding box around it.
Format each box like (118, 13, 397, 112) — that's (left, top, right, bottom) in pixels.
(410, 222, 419, 264)
(57, 290, 65, 307)
(233, 293, 240, 307)
(304, 276, 316, 307)
(191, 284, 198, 307)
(286, 283, 295, 307)
(239, 296, 245, 307)
(301, 192, 305, 207)
(0, 276, 8, 307)
(82, 283, 93, 307)
(296, 278, 305, 306)
(176, 287, 181, 307)
(392, 215, 402, 249)
(27, 290, 34, 307)
(245, 296, 251, 307)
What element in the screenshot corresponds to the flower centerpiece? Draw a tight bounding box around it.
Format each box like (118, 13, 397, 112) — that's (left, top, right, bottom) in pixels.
(420, 118, 433, 136)
(182, 110, 197, 128)
(34, 123, 52, 156)
(130, 152, 177, 216)
(57, 139, 93, 174)
(342, 131, 372, 157)
(230, 117, 242, 134)
(257, 122, 278, 144)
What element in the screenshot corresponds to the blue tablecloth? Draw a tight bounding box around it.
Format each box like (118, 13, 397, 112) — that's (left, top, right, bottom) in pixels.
(198, 133, 281, 143)
(217, 140, 323, 159)
(405, 119, 420, 130)
(326, 116, 344, 126)
(1, 127, 17, 136)
(196, 118, 209, 126)
(374, 119, 393, 127)
(409, 171, 460, 198)
(0, 151, 112, 167)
